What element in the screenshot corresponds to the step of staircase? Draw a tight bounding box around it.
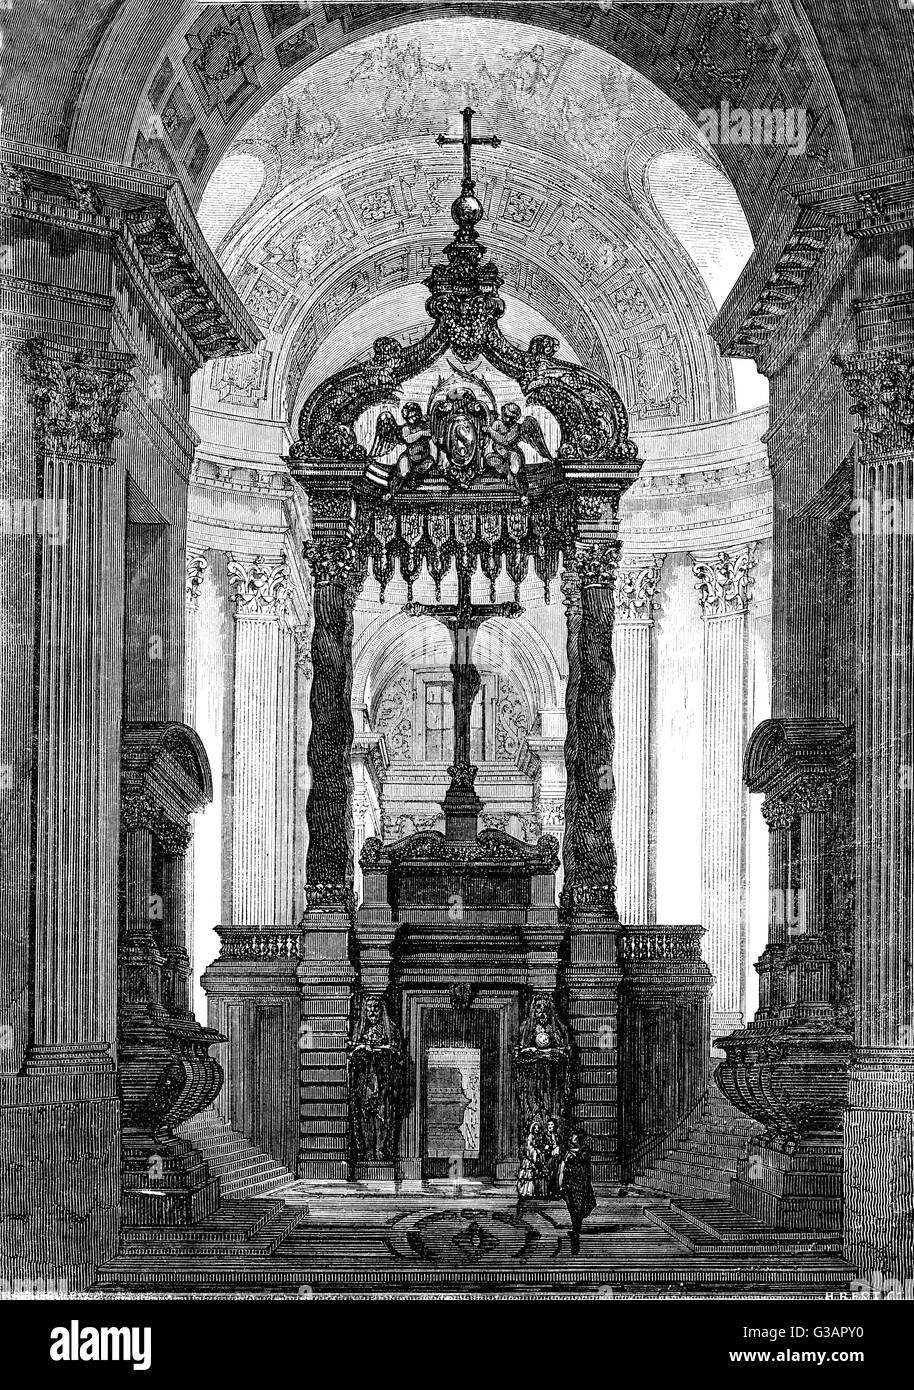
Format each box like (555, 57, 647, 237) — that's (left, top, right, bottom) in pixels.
(633, 1083, 762, 1201)
(98, 1200, 310, 1270)
(176, 1108, 295, 1199)
(646, 1199, 843, 1256)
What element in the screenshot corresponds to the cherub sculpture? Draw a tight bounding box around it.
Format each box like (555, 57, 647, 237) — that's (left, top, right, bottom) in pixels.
(484, 401, 552, 494)
(370, 400, 436, 499)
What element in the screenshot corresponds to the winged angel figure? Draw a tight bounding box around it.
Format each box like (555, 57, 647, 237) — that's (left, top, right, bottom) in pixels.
(371, 390, 551, 497)
(484, 402, 552, 493)
(370, 400, 437, 499)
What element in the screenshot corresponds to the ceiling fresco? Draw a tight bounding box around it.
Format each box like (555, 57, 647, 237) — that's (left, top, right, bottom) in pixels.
(190, 16, 766, 436)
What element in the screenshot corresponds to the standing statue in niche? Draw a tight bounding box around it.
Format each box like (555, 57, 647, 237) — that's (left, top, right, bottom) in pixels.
(348, 995, 404, 1162)
(513, 993, 573, 1136)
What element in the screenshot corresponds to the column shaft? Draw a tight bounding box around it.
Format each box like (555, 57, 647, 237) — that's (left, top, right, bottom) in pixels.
(612, 556, 663, 924)
(839, 344, 914, 1282)
(694, 546, 757, 1037)
(227, 554, 293, 925)
(298, 533, 364, 1179)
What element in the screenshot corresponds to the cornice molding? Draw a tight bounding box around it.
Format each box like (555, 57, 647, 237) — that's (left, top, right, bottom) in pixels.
(1, 143, 258, 363)
(712, 163, 914, 370)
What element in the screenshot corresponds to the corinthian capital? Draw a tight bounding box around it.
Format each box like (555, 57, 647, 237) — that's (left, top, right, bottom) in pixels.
(614, 554, 665, 621)
(693, 544, 757, 617)
(304, 537, 367, 603)
(185, 549, 208, 611)
(574, 539, 621, 589)
(834, 350, 914, 456)
(19, 338, 134, 461)
(227, 554, 290, 619)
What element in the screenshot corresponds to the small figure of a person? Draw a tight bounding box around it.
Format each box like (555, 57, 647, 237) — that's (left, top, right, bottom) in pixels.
(543, 1115, 563, 1197)
(516, 1150, 536, 1219)
(558, 1128, 596, 1256)
(516, 1119, 547, 1216)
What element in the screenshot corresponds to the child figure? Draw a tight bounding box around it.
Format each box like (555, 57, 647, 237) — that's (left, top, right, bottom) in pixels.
(516, 1119, 545, 1217)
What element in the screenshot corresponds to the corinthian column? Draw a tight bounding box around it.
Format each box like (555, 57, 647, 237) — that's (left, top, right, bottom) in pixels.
(298, 527, 366, 1179)
(612, 554, 664, 924)
(227, 553, 296, 925)
(561, 507, 624, 1183)
(563, 537, 621, 918)
(183, 547, 207, 979)
(17, 341, 133, 1069)
(693, 544, 757, 1040)
(6, 339, 132, 1284)
(837, 344, 914, 1282)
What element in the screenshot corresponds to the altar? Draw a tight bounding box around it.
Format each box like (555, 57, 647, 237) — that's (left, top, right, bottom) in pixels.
(203, 108, 713, 1191)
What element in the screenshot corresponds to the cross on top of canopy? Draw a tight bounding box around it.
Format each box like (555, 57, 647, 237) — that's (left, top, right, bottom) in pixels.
(290, 106, 640, 509)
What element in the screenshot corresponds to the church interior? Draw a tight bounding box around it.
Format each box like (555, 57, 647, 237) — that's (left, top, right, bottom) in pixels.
(2, 1, 912, 1296)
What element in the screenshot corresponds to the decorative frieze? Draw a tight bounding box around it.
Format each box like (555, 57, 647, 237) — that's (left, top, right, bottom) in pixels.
(619, 924, 704, 963)
(217, 930, 302, 961)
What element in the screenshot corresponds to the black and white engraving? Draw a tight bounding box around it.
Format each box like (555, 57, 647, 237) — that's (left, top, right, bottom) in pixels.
(1, 0, 913, 1324)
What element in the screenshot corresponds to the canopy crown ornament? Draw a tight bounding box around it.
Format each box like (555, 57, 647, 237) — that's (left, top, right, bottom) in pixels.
(289, 108, 640, 499)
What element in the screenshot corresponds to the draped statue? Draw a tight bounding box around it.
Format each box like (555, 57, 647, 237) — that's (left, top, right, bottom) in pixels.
(348, 995, 404, 1162)
(512, 992, 573, 1134)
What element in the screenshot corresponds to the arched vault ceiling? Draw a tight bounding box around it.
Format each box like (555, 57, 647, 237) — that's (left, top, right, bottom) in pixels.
(195, 136, 735, 427)
(15, 0, 909, 244)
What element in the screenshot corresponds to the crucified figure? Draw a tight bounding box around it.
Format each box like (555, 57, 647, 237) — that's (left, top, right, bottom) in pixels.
(404, 568, 521, 838)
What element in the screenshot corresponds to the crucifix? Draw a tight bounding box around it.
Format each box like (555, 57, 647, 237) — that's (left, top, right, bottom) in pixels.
(436, 105, 501, 189)
(404, 567, 521, 842)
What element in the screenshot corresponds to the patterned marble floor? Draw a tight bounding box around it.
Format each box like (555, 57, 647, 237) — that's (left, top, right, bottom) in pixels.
(96, 1190, 855, 1297)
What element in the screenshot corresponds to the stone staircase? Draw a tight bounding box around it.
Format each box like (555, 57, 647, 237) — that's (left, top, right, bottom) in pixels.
(633, 1084, 762, 1201)
(176, 1109, 295, 1199)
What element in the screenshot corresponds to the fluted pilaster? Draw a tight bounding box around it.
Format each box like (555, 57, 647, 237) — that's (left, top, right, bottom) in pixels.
(18, 339, 134, 1069)
(183, 546, 207, 981)
(837, 342, 914, 1282)
(693, 545, 757, 1038)
(612, 554, 664, 924)
(227, 553, 297, 925)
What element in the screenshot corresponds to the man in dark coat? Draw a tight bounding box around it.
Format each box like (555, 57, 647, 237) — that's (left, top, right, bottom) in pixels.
(558, 1128, 596, 1255)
